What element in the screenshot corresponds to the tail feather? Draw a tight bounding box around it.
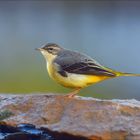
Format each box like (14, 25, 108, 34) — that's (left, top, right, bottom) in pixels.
(117, 72, 140, 77)
(101, 66, 140, 77)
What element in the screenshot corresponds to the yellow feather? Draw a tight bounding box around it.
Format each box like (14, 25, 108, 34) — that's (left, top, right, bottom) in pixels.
(47, 61, 112, 88)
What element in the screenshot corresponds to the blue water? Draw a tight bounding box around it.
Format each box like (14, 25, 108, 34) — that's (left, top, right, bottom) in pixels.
(0, 123, 54, 140)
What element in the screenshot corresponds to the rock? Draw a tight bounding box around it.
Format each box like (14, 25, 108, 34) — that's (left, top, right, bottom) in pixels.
(0, 94, 140, 140)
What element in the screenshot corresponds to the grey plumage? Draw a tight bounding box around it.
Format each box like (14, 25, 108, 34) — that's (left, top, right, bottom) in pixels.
(54, 49, 116, 77)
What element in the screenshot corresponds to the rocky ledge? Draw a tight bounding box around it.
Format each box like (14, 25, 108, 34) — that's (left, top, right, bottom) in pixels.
(0, 94, 140, 140)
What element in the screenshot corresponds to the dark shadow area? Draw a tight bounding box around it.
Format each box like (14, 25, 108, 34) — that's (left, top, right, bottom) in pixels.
(0, 124, 88, 140)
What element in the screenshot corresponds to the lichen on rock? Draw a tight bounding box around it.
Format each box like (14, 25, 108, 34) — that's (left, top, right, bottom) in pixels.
(0, 110, 13, 121)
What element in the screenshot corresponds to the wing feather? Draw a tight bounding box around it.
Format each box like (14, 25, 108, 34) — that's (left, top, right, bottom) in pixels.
(54, 50, 116, 77)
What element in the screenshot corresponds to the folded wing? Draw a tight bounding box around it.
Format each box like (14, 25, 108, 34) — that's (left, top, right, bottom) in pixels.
(54, 51, 116, 77)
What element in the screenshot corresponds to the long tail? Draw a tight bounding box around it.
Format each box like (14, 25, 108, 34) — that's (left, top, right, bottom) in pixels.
(103, 66, 140, 77)
(116, 72, 140, 77)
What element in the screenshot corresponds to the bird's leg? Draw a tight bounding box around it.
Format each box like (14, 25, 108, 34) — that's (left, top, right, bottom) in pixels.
(66, 88, 81, 98)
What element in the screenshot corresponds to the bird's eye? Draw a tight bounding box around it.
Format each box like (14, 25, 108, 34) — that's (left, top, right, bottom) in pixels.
(48, 48, 53, 51)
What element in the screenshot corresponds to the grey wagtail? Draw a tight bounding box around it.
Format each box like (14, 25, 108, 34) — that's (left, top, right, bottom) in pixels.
(36, 43, 140, 97)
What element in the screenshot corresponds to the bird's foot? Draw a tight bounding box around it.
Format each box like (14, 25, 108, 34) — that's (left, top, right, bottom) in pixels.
(66, 88, 81, 98)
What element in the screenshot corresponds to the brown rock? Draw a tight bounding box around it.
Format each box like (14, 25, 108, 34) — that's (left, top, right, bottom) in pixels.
(0, 94, 140, 140)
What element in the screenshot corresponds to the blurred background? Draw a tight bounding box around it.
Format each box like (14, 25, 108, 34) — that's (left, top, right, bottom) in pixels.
(0, 0, 140, 99)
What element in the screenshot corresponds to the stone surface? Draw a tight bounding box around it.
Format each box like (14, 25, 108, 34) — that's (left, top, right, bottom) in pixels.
(0, 94, 140, 140)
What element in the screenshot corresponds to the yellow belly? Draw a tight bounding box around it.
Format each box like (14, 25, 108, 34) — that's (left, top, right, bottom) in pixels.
(47, 62, 111, 89)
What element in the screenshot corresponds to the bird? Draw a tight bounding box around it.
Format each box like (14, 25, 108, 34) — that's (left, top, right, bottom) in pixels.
(36, 43, 140, 97)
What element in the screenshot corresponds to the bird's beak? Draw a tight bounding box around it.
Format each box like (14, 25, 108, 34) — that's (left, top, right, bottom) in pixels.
(35, 48, 43, 51)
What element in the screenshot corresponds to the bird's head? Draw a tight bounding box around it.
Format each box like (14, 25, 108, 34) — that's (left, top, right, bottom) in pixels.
(36, 43, 63, 61)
